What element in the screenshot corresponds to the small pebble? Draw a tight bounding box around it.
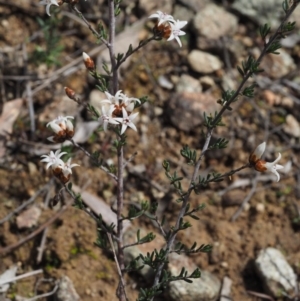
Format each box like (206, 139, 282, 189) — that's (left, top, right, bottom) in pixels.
(256, 203, 265, 213)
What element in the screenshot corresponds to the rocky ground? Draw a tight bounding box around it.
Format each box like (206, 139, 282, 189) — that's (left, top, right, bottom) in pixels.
(0, 0, 300, 300)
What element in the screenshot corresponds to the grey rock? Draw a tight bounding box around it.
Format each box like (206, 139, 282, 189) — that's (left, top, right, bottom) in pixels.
(188, 50, 223, 74)
(260, 49, 296, 78)
(255, 247, 297, 296)
(177, 0, 210, 12)
(199, 76, 216, 89)
(173, 4, 194, 23)
(166, 92, 218, 132)
(158, 75, 174, 90)
(139, 0, 172, 15)
(281, 33, 300, 48)
(123, 228, 165, 279)
(232, 0, 283, 28)
(168, 253, 221, 301)
(16, 206, 41, 229)
(193, 4, 238, 39)
(89, 89, 105, 113)
(280, 97, 294, 109)
(176, 74, 202, 93)
(222, 190, 247, 207)
(283, 114, 300, 138)
(55, 276, 80, 301)
(290, 7, 300, 29)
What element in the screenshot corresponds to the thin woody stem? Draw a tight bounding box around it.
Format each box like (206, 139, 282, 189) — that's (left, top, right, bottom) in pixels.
(107, 234, 128, 301)
(70, 139, 118, 182)
(116, 143, 125, 301)
(114, 36, 156, 71)
(107, 1, 126, 300)
(108, 0, 118, 94)
(72, 6, 109, 47)
(211, 1, 299, 128)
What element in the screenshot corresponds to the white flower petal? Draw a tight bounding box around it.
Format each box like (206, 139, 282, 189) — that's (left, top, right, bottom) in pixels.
(250, 141, 266, 163)
(128, 122, 137, 132)
(275, 164, 284, 170)
(253, 142, 266, 159)
(120, 124, 127, 135)
(149, 11, 175, 26)
(263, 153, 283, 182)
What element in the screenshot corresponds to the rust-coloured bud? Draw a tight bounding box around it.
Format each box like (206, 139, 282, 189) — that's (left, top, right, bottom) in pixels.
(254, 160, 268, 172)
(153, 22, 172, 39)
(82, 52, 95, 71)
(52, 166, 63, 177)
(249, 142, 266, 166)
(66, 129, 74, 139)
(58, 173, 71, 184)
(64, 87, 76, 100)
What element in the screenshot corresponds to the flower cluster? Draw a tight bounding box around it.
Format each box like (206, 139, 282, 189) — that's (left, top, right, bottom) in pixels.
(98, 90, 140, 134)
(41, 116, 79, 183)
(46, 116, 74, 143)
(249, 142, 283, 182)
(149, 11, 187, 47)
(41, 150, 79, 184)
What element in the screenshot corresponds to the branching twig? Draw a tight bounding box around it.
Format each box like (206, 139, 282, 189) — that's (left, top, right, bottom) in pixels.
(36, 227, 49, 264)
(24, 283, 58, 301)
(211, 1, 299, 127)
(22, 41, 35, 136)
(107, 233, 128, 301)
(0, 269, 43, 286)
(0, 203, 70, 256)
(72, 6, 109, 47)
(231, 176, 258, 222)
(70, 138, 118, 182)
(123, 152, 138, 168)
(150, 3, 300, 295)
(108, 0, 118, 93)
(64, 184, 120, 242)
(0, 181, 52, 225)
(37, 180, 53, 263)
(114, 36, 156, 71)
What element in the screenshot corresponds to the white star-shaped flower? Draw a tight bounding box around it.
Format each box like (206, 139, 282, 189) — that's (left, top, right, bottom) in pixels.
(167, 20, 188, 47)
(98, 105, 119, 131)
(100, 90, 122, 106)
(40, 150, 66, 170)
(61, 158, 80, 177)
(39, 0, 59, 16)
(115, 107, 139, 135)
(250, 142, 284, 182)
(148, 11, 175, 26)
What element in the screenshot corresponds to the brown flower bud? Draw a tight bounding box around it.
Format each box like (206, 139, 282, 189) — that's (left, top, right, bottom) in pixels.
(82, 52, 95, 71)
(58, 173, 71, 184)
(64, 87, 76, 100)
(153, 22, 172, 39)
